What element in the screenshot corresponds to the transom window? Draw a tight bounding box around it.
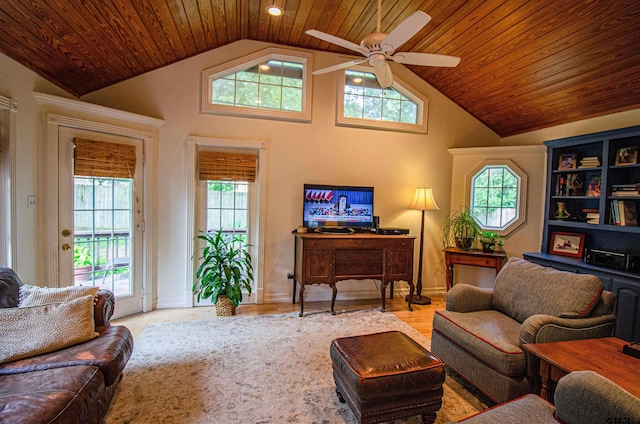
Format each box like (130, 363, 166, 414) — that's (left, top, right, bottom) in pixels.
(212, 60, 303, 112)
(468, 160, 527, 235)
(201, 48, 312, 122)
(343, 70, 418, 124)
(337, 65, 427, 134)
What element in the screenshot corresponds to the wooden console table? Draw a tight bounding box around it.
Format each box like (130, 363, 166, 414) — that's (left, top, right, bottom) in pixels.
(523, 337, 640, 403)
(293, 233, 415, 316)
(443, 247, 507, 291)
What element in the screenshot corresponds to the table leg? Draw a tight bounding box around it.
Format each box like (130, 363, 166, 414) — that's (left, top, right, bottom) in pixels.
(407, 280, 414, 311)
(381, 282, 388, 312)
(298, 284, 305, 317)
(330, 283, 337, 315)
(540, 377, 556, 403)
(445, 262, 453, 291)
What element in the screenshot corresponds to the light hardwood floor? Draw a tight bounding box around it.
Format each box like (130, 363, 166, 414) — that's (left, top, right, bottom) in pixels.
(111, 293, 447, 339)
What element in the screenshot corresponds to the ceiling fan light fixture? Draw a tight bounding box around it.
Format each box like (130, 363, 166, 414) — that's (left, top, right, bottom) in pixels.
(266, 5, 284, 16)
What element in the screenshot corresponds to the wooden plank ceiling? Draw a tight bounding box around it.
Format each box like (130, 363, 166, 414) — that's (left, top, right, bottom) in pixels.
(1, 0, 639, 137)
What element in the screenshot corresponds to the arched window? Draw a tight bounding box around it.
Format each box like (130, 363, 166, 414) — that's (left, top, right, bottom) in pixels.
(201, 48, 313, 122)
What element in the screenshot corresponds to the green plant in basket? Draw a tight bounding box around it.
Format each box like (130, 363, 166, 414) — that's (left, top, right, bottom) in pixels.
(193, 229, 253, 308)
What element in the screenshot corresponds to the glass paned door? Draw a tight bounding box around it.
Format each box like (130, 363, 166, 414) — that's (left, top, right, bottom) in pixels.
(73, 177, 132, 296)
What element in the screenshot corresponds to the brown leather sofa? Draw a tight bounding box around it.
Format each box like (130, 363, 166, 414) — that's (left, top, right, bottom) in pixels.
(0, 267, 134, 423)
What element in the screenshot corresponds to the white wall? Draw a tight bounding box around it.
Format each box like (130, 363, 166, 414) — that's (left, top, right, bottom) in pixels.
(80, 40, 499, 306)
(3, 39, 639, 307)
(447, 145, 546, 288)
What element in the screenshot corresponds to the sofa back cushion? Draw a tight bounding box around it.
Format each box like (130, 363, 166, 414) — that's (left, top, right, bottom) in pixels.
(492, 257, 603, 322)
(0, 267, 23, 308)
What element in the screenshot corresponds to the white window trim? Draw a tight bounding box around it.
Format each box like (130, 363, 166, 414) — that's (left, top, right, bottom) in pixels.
(0, 95, 17, 268)
(201, 47, 313, 122)
(336, 62, 428, 134)
(185, 136, 268, 307)
(466, 159, 528, 236)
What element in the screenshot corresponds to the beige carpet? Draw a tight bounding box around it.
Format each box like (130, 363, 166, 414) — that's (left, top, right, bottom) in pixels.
(105, 309, 485, 423)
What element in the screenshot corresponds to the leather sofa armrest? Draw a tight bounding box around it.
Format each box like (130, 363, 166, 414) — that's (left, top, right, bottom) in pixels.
(94, 289, 115, 327)
(446, 284, 494, 312)
(519, 313, 615, 345)
(555, 371, 640, 424)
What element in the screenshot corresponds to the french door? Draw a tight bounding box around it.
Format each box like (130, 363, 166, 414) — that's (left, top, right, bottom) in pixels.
(58, 127, 144, 318)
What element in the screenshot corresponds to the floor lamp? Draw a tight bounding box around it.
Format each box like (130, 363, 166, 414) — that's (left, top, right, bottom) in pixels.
(406, 187, 439, 305)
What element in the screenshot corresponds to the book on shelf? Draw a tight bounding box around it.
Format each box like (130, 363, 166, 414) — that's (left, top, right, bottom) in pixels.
(586, 175, 601, 197)
(566, 173, 584, 196)
(578, 156, 601, 168)
(610, 200, 638, 226)
(611, 183, 640, 197)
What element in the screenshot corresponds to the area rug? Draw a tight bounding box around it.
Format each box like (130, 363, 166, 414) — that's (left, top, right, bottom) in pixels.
(104, 309, 485, 423)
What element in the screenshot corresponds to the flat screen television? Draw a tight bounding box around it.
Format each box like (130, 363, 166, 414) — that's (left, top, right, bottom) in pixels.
(303, 184, 374, 229)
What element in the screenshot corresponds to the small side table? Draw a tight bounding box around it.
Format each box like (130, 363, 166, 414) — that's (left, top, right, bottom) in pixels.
(443, 247, 507, 291)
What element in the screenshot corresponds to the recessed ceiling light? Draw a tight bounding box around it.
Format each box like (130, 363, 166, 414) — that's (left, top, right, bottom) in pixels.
(266, 5, 284, 16)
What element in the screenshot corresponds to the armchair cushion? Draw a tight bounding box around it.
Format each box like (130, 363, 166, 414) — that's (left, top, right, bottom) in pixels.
(433, 309, 525, 377)
(0, 295, 99, 364)
(492, 258, 603, 322)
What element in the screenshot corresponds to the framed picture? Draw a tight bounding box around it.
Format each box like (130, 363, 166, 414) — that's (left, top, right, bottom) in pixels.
(549, 231, 585, 258)
(558, 153, 577, 170)
(615, 147, 638, 166)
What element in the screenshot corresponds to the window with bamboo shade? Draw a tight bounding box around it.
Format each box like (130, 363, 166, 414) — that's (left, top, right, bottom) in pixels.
(73, 138, 136, 179)
(198, 151, 257, 183)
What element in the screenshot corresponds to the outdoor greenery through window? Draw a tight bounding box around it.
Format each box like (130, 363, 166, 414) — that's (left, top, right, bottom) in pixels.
(74, 177, 132, 295)
(207, 180, 248, 243)
(343, 70, 418, 123)
(471, 165, 520, 230)
(211, 60, 303, 112)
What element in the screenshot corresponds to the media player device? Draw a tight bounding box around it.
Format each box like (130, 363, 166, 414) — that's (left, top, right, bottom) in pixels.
(376, 227, 410, 235)
(585, 248, 640, 273)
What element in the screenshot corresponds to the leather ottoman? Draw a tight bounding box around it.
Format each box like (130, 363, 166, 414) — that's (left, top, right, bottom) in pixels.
(330, 331, 445, 424)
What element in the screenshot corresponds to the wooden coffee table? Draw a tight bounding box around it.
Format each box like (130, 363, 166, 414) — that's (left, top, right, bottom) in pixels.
(523, 337, 640, 403)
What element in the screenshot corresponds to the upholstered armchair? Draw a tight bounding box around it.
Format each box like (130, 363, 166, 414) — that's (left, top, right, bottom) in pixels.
(432, 257, 616, 403)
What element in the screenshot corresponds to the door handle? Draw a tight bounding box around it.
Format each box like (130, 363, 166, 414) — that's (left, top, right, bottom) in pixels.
(61, 243, 72, 251)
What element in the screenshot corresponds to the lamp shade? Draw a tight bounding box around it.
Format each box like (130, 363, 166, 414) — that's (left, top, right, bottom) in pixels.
(408, 187, 440, 211)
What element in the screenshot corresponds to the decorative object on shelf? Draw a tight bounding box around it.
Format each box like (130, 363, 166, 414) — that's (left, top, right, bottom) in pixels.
(555, 202, 571, 219)
(479, 231, 503, 253)
(549, 231, 585, 259)
(441, 206, 481, 251)
(407, 187, 440, 305)
(558, 153, 577, 170)
(192, 229, 253, 316)
(615, 147, 638, 166)
(586, 175, 602, 197)
(567, 173, 584, 196)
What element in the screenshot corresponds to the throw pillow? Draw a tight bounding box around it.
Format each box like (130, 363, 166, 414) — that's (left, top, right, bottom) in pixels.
(0, 294, 99, 364)
(18, 284, 99, 307)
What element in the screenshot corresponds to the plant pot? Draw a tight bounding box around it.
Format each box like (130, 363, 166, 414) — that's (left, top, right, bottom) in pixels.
(215, 296, 236, 316)
(74, 265, 92, 284)
(455, 237, 474, 250)
(482, 242, 496, 253)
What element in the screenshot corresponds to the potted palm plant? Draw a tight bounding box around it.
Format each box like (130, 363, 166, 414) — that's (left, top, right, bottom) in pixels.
(193, 229, 253, 316)
(441, 207, 481, 250)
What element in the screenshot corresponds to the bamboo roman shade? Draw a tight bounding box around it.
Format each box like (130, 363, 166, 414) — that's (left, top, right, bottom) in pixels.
(198, 151, 257, 182)
(73, 138, 136, 178)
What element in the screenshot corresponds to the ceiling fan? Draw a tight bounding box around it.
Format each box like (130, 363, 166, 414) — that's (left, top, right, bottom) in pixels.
(305, 0, 460, 88)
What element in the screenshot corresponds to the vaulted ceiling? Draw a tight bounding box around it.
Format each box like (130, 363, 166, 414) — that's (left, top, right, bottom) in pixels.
(1, 0, 639, 137)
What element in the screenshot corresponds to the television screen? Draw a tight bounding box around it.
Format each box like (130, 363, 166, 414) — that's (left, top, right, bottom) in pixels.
(303, 184, 374, 229)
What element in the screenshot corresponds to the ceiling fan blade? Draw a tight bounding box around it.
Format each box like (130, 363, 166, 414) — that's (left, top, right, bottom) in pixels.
(372, 63, 393, 88)
(305, 30, 368, 55)
(312, 58, 368, 75)
(381, 11, 431, 52)
(390, 52, 461, 67)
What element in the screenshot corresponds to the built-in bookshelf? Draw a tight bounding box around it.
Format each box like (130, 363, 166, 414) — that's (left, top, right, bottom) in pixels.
(525, 125, 640, 342)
